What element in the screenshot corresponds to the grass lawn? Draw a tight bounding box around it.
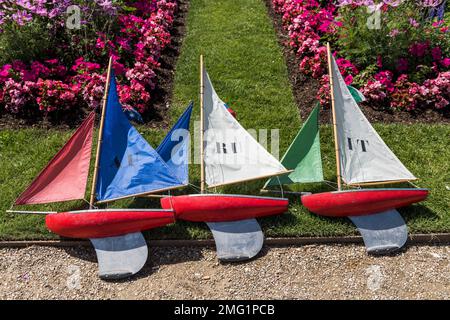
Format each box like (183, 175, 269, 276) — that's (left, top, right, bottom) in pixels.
(0, 0, 449, 240)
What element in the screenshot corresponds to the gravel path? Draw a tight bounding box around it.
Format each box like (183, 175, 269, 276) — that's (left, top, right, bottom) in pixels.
(0, 244, 449, 300)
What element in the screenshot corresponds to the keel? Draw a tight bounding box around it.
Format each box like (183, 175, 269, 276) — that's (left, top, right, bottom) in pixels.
(90, 232, 148, 280)
(349, 209, 408, 255)
(207, 219, 264, 262)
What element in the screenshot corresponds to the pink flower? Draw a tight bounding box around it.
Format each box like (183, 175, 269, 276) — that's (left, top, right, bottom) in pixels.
(344, 75, 353, 85)
(71, 57, 101, 73)
(0, 0, 180, 116)
(432, 20, 444, 28)
(0, 64, 11, 79)
(436, 97, 449, 109)
(441, 58, 450, 68)
(377, 56, 383, 68)
(45, 59, 59, 65)
(396, 58, 409, 73)
(409, 19, 419, 28)
(389, 29, 400, 37)
(96, 37, 106, 50)
(431, 47, 442, 61)
(409, 42, 429, 58)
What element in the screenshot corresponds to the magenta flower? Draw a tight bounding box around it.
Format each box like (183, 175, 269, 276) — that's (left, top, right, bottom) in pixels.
(344, 75, 353, 85)
(442, 58, 450, 68)
(431, 47, 442, 61)
(409, 42, 429, 58)
(396, 58, 409, 73)
(0, 0, 179, 116)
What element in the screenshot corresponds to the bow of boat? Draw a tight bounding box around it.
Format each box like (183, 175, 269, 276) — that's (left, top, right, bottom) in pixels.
(301, 188, 429, 217)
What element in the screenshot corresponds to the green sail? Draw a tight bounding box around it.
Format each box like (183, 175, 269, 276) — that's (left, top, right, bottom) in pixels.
(264, 104, 324, 188)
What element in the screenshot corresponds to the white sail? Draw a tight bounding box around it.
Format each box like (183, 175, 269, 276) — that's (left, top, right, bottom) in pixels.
(331, 56, 416, 185)
(203, 69, 289, 188)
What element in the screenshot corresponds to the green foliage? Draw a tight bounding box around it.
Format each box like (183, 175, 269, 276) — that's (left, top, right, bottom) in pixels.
(352, 64, 378, 87)
(0, 20, 54, 65)
(0, 1, 121, 67)
(337, 2, 420, 69)
(409, 64, 433, 84)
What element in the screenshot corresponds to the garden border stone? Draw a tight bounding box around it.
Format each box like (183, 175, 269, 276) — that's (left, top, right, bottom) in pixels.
(0, 233, 449, 248)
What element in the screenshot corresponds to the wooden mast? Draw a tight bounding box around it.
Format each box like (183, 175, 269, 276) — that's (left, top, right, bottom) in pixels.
(89, 57, 113, 208)
(200, 55, 206, 194)
(327, 43, 342, 191)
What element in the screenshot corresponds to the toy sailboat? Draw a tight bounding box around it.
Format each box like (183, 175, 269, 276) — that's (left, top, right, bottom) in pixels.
(264, 44, 428, 254)
(8, 58, 193, 279)
(160, 56, 290, 261)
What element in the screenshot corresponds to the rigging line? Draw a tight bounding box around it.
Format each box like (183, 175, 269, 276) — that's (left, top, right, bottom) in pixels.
(324, 182, 336, 190)
(323, 179, 338, 186)
(408, 180, 419, 189)
(82, 198, 97, 209)
(188, 183, 202, 193)
(323, 180, 338, 191)
(188, 184, 198, 192)
(276, 176, 284, 198)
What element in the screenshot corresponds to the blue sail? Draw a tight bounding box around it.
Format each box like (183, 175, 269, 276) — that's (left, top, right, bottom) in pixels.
(96, 70, 184, 202)
(157, 102, 193, 185)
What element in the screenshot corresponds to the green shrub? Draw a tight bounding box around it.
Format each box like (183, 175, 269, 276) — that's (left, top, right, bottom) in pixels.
(337, 1, 449, 80)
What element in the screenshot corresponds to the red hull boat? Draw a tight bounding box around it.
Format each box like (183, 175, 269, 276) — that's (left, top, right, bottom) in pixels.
(45, 209, 175, 239)
(301, 188, 429, 217)
(161, 194, 289, 222)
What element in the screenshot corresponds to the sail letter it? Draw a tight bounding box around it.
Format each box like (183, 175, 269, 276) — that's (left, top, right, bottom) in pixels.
(330, 56, 416, 185)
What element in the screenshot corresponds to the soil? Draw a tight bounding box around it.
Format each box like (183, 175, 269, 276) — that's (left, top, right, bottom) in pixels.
(0, 0, 190, 130)
(1, 244, 449, 300)
(264, 0, 450, 124)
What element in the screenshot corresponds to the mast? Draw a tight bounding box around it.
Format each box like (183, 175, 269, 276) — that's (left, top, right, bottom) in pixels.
(327, 43, 342, 191)
(200, 55, 206, 194)
(89, 57, 113, 208)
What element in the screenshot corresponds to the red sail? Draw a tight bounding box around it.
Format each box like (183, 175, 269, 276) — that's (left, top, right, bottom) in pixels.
(15, 112, 95, 205)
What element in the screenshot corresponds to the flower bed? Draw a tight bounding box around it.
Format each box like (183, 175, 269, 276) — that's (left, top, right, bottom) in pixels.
(0, 0, 178, 121)
(272, 0, 450, 113)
